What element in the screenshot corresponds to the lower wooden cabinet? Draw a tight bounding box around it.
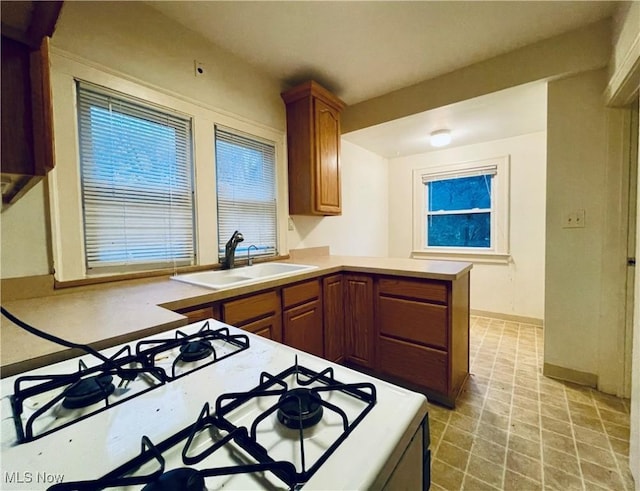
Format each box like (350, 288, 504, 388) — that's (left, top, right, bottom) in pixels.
(170, 269, 470, 407)
(376, 275, 470, 407)
(222, 290, 282, 342)
(282, 280, 323, 357)
(344, 274, 375, 368)
(323, 274, 345, 363)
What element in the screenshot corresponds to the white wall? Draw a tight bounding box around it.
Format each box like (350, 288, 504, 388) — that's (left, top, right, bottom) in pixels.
(630, 96, 640, 490)
(52, 1, 284, 130)
(288, 141, 389, 257)
(387, 132, 547, 321)
(544, 69, 620, 389)
(0, 182, 50, 278)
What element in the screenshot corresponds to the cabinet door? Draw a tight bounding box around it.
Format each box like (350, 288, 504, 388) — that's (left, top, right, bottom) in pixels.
(241, 315, 283, 342)
(1, 36, 55, 204)
(314, 98, 341, 215)
(344, 274, 374, 368)
(323, 274, 345, 363)
(283, 300, 323, 357)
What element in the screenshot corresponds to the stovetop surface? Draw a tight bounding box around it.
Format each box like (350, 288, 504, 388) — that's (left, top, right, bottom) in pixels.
(0, 319, 428, 490)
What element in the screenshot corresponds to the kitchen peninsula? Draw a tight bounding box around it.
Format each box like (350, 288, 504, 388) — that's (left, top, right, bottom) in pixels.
(1, 255, 472, 407)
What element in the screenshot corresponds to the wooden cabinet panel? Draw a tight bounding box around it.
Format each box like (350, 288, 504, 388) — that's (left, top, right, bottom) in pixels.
(281, 81, 345, 216)
(283, 300, 323, 357)
(323, 274, 345, 363)
(222, 291, 280, 326)
(222, 290, 282, 342)
(344, 274, 374, 368)
(314, 99, 341, 214)
(378, 336, 448, 394)
(1, 34, 56, 205)
(282, 279, 320, 309)
(375, 273, 470, 408)
(176, 305, 220, 324)
(378, 277, 447, 304)
(378, 296, 448, 349)
(241, 315, 282, 342)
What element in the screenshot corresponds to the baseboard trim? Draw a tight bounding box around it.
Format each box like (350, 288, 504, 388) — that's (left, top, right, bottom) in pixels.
(543, 363, 598, 388)
(471, 309, 544, 327)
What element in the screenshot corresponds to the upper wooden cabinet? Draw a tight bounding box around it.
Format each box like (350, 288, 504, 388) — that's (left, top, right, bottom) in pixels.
(281, 81, 345, 216)
(1, 1, 62, 207)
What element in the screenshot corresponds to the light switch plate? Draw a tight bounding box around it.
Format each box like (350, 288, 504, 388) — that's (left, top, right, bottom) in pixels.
(562, 209, 585, 228)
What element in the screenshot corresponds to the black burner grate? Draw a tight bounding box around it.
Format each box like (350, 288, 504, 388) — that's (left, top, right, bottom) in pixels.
(9, 321, 249, 443)
(47, 359, 378, 491)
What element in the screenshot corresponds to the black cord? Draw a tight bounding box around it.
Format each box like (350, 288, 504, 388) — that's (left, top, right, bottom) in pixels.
(1, 306, 116, 368)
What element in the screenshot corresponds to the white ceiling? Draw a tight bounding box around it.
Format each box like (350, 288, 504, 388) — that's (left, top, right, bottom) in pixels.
(344, 81, 548, 157)
(148, 1, 619, 157)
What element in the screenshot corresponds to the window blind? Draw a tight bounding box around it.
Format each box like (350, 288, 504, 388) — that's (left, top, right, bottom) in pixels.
(421, 164, 497, 184)
(215, 126, 277, 260)
(77, 82, 195, 272)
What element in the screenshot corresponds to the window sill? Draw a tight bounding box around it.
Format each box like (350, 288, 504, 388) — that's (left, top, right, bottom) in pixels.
(54, 254, 290, 289)
(411, 250, 511, 265)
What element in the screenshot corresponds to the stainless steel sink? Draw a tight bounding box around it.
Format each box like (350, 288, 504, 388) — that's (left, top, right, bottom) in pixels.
(171, 263, 318, 290)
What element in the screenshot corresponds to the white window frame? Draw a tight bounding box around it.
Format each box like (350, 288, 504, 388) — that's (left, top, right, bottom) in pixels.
(412, 156, 510, 264)
(48, 50, 287, 281)
(214, 125, 278, 261)
(76, 82, 196, 274)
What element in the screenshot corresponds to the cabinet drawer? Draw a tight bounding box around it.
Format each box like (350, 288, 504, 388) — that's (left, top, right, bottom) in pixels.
(378, 277, 447, 304)
(177, 306, 215, 323)
(378, 296, 448, 350)
(378, 336, 448, 394)
(282, 279, 320, 309)
(223, 291, 280, 326)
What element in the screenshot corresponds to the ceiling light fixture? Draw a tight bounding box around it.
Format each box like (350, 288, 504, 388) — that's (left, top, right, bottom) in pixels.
(430, 129, 451, 147)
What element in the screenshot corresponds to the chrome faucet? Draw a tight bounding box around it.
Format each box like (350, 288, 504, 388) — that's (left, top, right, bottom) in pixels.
(247, 244, 258, 266)
(222, 230, 244, 269)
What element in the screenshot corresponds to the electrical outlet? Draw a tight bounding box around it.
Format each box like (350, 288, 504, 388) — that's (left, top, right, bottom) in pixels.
(194, 60, 205, 77)
(288, 217, 295, 231)
(562, 209, 585, 228)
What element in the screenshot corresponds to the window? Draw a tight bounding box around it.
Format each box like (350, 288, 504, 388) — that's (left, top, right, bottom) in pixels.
(413, 156, 509, 261)
(77, 82, 195, 273)
(215, 126, 277, 260)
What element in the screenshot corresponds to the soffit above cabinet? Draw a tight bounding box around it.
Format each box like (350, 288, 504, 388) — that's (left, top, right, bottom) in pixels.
(1, 1, 63, 48)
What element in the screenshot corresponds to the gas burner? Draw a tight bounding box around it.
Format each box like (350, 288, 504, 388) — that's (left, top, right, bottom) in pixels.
(277, 388, 323, 429)
(179, 340, 213, 362)
(142, 468, 205, 491)
(135, 323, 250, 380)
(62, 374, 116, 409)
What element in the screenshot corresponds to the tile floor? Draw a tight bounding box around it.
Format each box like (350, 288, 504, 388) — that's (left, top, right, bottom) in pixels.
(429, 316, 635, 491)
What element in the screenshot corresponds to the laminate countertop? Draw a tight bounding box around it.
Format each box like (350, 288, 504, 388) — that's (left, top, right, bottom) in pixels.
(0, 255, 472, 376)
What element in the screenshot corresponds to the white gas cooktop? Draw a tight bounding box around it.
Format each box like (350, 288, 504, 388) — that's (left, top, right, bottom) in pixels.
(1, 319, 428, 490)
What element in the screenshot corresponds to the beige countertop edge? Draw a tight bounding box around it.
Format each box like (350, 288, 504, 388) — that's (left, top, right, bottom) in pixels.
(1, 257, 472, 375)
